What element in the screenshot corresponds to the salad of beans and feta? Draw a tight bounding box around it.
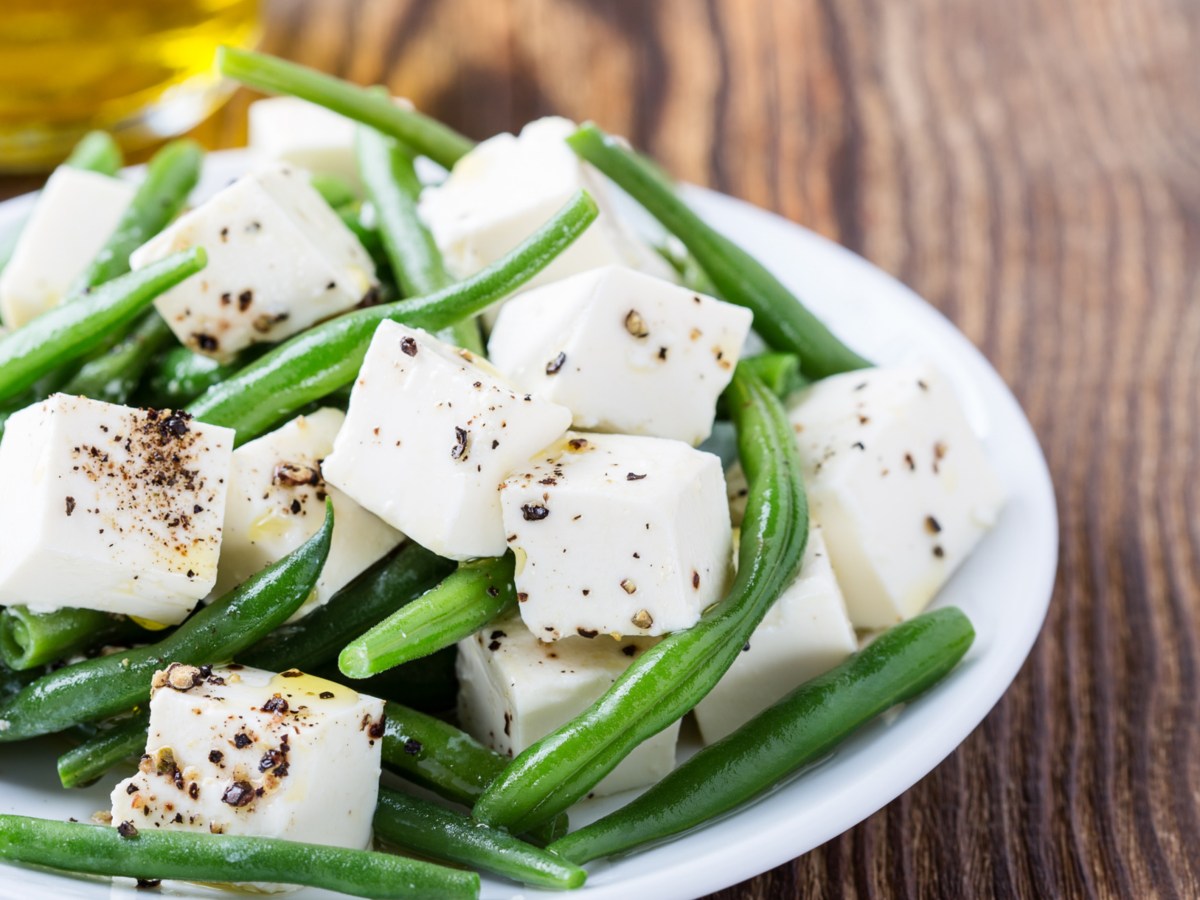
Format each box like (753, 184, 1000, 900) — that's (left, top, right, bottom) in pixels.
(0, 46, 998, 898)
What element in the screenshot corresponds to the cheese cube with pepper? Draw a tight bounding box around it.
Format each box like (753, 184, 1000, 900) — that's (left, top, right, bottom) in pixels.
(693, 525, 857, 743)
(0, 166, 135, 328)
(322, 321, 573, 560)
(456, 608, 679, 796)
(788, 363, 1005, 628)
(0, 395, 232, 624)
(500, 432, 732, 639)
(213, 408, 404, 621)
(418, 116, 674, 326)
(488, 265, 753, 445)
(111, 664, 384, 849)
(130, 163, 377, 361)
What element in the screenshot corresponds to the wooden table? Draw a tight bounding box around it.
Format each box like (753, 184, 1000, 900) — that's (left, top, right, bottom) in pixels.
(6, 0, 1199, 895)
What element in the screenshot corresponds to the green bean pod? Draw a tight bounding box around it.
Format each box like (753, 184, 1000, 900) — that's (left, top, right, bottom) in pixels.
(473, 365, 809, 832)
(380, 702, 567, 846)
(144, 346, 254, 408)
(243, 541, 454, 672)
(374, 788, 586, 889)
(550, 607, 976, 863)
(0, 502, 332, 742)
(356, 122, 483, 354)
(62, 313, 176, 404)
(217, 46, 475, 170)
(72, 139, 203, 294)
(0, 249, 205, 404)
(57, 712, 148, 789)
(310, 173, 358, 210)
(339, 554, 515, 679)
(188, 190, 598, 442)
(0, 815, 478, 900)
(567, 123, 871, 379)
(0, 607, 143, 671)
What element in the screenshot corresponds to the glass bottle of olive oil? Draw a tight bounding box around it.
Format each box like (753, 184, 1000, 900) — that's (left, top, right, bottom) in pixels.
(0, 0, 260, 171)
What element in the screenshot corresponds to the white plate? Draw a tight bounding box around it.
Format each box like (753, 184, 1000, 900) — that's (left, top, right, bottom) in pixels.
(0, 150, 1057, 900)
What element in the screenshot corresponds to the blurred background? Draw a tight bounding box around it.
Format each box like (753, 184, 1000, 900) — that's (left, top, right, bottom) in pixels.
(1, 1, 1198, 897)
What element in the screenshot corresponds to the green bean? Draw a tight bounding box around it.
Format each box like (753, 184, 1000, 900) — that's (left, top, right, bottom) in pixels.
(0, 815, 478, 900)
(550, 608, 975, 863)
(72, 139, 203, 294)
(317, 646, 458, 714)
(217, 46, 474, 170)
(340, 555, 515, 678)
(61, 312, 176, 403)
(0, 249, 205, 404)
(567, 123, 871, 379)
(0, 664, 38, 702)
(473, 365, 809, 832)
(188, 190, 598, 442)
(63, 130, 123, 176)
(356, 123, 483, 354)
(243, 542, 454, 672)
(374, 788, 586, 889)
(310, 172, 358, 210)
(0, 132, 122, 286)
(57, 712, 148, 789)
(144, 345, 260, 408)
(0, 607, 142, 671)
(715, 352, 807, 420)
(379, 702, 567, 845)
(0, 502, 332, 742)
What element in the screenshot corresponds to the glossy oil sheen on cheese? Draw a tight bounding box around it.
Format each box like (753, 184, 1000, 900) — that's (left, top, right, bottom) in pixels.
(0, 395, 233, 623)
(214, 408, 403, 620)
(456, 608, 679, 796)
(131, 163, 376, 361)
(488, 265, 754, 445)
(0, 167, 135, 328)
(110, 664, 384, 852)
(500, 431, 733, 639)
(788, 363, 1006, 627)
(321, 321, 572, 560)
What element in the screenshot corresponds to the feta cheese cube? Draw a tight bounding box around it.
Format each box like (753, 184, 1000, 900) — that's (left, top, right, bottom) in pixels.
(111, 664, 384, 850)
(0, 167, 134, 328)
(693, 525, 856, 743)
(500, 431, 732, 639)
(213, 408, 404, 621)
(0, 395, 233, 624)
(789, 363, 1005, 627)
(418, 117, 675, 326)
(248, 96, 360, 189)
(456, 608, 678, 796)
(322, 321, 572, 560)
(488, 265, 753, 445)
(131, 163, 377, 361)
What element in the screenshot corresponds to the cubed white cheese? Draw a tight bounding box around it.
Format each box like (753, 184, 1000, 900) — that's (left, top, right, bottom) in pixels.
(456, 608, 678, 796)
(111, 664, 384, 851)
(418, 117, 675, 326)
(500, 431, 732, 639)
(130, 163, 377, 361)
(0, 395, 233, 624)
(488, 265, 753, 445)
(322, 321, 572, 560)
(789, 363, 1005, 628)
(0, 167, 134, 328)
(693, 524, 856, 743)
(213, 408, 404, 620)
(248, 96, 360, 189)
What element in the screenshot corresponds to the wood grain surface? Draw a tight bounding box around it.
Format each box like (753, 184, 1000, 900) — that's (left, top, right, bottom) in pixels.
(5, 0, 1199, 896)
